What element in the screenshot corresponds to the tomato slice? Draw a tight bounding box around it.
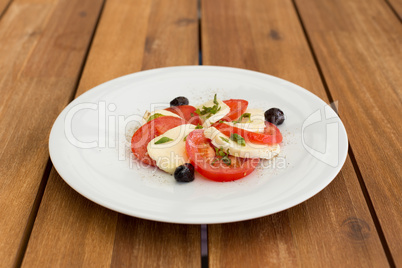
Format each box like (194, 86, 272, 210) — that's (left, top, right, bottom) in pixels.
(222, 99, 248, 121)
(214, 121, 283, 145)
(131, 116, 186, 166)
(165, 105, 203, 126)
(185, 130, 260, 182)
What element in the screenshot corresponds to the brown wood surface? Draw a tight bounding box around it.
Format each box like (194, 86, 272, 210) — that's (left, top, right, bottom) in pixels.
(387, 0, 402, 19)
(0, 0, 398, 266)
(202, 0, 389, 266)
(0, 0, 11, 17)
(0, 0, 103, 267)
(22, 0, 200, 267)
(295, 0, 402, 265)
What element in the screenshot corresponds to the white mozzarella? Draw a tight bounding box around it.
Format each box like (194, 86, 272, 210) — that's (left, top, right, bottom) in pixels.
(197, 98, 230, 128)
(224, 108, 266, 133)
(147, 124, 196, 174)
(204, 127, 280, 159)
(142, 109, 181, 124)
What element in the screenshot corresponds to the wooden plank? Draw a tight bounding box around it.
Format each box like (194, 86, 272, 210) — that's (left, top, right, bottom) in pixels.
(202, 0, 389, 266)
(22, 0, 200, 267)
(111, 215, 200, 267)
(0, 0, 103, 267)
(387, 0, 402, 20)
(0, 0, 12, 17)
(295, 0, 402, 265)
(23, 169, 118, 267)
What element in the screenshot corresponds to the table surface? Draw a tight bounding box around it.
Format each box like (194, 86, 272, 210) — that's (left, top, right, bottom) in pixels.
(1, 0, 401, 267)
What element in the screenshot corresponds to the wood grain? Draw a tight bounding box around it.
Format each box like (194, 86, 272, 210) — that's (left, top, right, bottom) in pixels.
(23, 169, 117, 267)
(0, 0, 103, 266)
(111, 215, 200, 268)
(295, 0, 402, 265)
(22, 0, 200, 267)
(202, 0, 389, 266)
(387, 0, 402, 20)
(0, 0, 11, 17)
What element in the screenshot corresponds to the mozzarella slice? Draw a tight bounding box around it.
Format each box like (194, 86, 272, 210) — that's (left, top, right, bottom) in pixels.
(142, 109, 181, 124)
(204, 127, 280, 159)
(224, 108, 266, 133)
(147, 124, 196, 174)
(197, 98, 230, 128)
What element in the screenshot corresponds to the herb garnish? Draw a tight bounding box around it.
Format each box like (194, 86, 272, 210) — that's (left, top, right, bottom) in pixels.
(220, 136, 229, 143)
(147, 113, 164, 122)
(212, 147, 231, 166)
(195, 124, 203, 129)
(195, 94, 221, 119)
(155, 137, 173, 144)
(230, 133, 246, 146)
(215, 147, 226, 156)
(183, 135, 188, 141)
(222, 156, 231, 166)
(233, 113, 251, 124)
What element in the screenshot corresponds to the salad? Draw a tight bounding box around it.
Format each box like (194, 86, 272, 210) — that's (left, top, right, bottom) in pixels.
(131, 95, 285, 182)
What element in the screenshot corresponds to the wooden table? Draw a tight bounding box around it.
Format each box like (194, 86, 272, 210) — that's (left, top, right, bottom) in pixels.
(1, 0, 401, 267)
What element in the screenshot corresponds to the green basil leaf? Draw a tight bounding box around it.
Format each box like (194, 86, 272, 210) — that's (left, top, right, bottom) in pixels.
(242, 113, 251, 118)
(233, 113, 251, 124)
(222, 156, 231, 166)
(197, 95, 221, 118)
(213, 147, 232, 165)
(155, 137, 174, 144)
(230, 133, 246, 146)
(220, 136, 229, 143)
(213, 93, 218, 105)
(147, 113, 164, 122)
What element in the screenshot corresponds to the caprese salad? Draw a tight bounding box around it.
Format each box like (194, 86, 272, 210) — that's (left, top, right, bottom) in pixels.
(131, 95, 285, 182)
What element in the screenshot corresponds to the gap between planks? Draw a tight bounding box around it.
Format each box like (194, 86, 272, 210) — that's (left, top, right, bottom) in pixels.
(13, 0, 107, 266)
(12, 159, 52, 268)
(347, 146, 396, 268)
(385, 0, 402, 23)
(0, 0, 13, 20)
(198, 1, 209, 267)
(291, 0, 396, 267)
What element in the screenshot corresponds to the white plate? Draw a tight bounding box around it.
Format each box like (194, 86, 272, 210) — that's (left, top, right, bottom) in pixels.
(49, 66, 348, 224)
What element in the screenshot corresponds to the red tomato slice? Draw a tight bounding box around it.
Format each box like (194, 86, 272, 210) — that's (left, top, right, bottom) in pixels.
(131, 116, 186, 166)
(185, 130, 260, 182)
(222, 99, 248, 121)
(165, 105, 203, 126)
(214, 121, 283, 145)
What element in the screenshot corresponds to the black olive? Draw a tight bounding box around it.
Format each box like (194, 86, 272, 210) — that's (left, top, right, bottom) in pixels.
(170, 96, 189, 107)
(174, 163, 195, 182)
(264, 108, 285, 125)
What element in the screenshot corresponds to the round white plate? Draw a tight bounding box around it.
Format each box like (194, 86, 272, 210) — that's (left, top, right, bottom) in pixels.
(49, 66, 348, 224)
